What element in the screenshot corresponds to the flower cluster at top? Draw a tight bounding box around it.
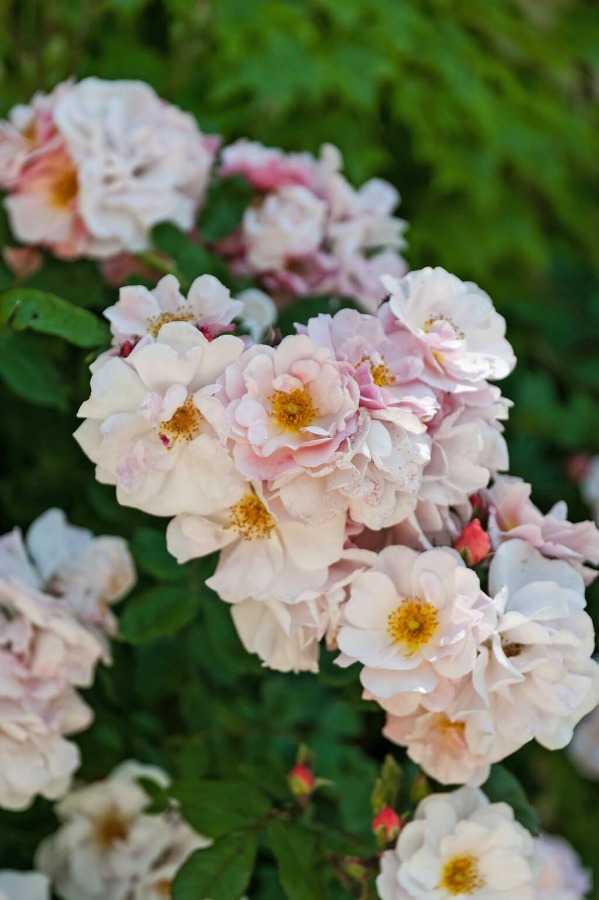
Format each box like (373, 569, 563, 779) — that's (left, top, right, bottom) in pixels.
(0, 78, 407, 313)
(0, 509, 135, 810)
(75, 257, 599, 790)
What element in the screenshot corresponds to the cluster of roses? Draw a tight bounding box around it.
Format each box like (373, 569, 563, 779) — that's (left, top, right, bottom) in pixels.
(0, 77, 406, 313)
(0, 509, 134, 811)
(75, 256, 599, 795)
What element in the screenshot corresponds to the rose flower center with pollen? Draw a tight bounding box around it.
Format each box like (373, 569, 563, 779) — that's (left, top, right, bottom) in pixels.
(268, 387, 318, 430)
(227, 493, 276, 541)
(387, 597, 439, 655)
(423, 314, 465, 340)
(357, 355, 394, 388)
(147, 308, 196, 339)
(158, 396, 203, 448)
(93, 808, 130, 849)
(440, 854, 485, 895)
(50, 163, 79, 208)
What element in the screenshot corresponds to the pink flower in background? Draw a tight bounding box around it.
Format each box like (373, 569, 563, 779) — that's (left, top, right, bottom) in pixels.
(220, 139, 316, 190)
(534, 834, 592, 900)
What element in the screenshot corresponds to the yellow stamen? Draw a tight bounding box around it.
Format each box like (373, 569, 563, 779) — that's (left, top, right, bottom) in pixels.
(387, 597, 438, 655)
(226, 494, 276, 541)
(50, 164, 78, 208)
(147, 309, 196, 338)
(268, 388, 317, 431)
(158, 396, 202, 448)
(440, 854, 485, 895)
(357, 355, 394, 387)
(94, 809, 130, 849)
(423, 314, 464, 340)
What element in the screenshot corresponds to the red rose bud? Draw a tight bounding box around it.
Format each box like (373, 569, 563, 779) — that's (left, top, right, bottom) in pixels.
(454, 519, 491, 566)
(288, 764, 315, 797)
(468, 492, 488, 523)
(372, 806, 401, 844)
(567, 454, 592, 482)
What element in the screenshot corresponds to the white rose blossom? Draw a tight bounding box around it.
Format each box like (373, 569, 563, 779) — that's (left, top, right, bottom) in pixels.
(0, 872, 50, 900)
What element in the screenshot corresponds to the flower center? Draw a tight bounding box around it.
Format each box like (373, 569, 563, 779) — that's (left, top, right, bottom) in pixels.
(268, 388, 318, 430)
(438, 716, 467, 745)
(440, 854, 485, 895)
(94, 809, 130, 849)
(387, 597, 439, 655)
(502, 640, 524, 659)
(227, 494, 276, 541)
(358, 355, 394, 388)
(147, 309, 196, 338)
(154, 881, 172, 898)
(50, 163, 79, 208)
(423, 314, 465, 340)
(158, 396, 203, 448)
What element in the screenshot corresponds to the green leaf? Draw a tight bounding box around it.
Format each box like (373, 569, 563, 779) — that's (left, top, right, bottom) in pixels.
(0, 289, 108, 347)
(0, 332, 68, 408)
(131, 527, 188, 581)
(198, 174, 254, 242)
(371, 754, 402, 815)
(267, 820, 330, 900)
(119, 585, 199, 643)
(173, 832, 257, 900)
(482, 765, 541, 836)
(171, 778, 271, 837)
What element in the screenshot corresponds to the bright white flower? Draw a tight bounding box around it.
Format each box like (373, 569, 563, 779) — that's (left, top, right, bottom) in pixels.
(52, 78, 214, 256)
(0, 871, 50, 900)
(377, 786, 539, 899)
(0, 576, 104, 810)
(486, 475, 599, 586)
(35, 761, 208, 900)
(75, 323, 246, 517)
(166, 487, 347, 603)
(336, 546, 495, 698)
(103, 274, 244, 352)
(568, 693, 599, 781)
(235, 287, 277, 342)
(379, 267, 515, 388)
(534, 833, 592, 900)
(463, 541, 599, 757)
(243, 184, 327, 271)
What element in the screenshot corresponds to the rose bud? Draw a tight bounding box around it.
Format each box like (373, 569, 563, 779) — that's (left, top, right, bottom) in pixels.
(454, 519, 491, 566)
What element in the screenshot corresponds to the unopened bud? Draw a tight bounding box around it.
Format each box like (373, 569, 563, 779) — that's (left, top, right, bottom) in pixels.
(454, 519, 491, 566)
(372, 806, 401, 845)
(410, 773, 431, 806)
(288, 764, 314, 797)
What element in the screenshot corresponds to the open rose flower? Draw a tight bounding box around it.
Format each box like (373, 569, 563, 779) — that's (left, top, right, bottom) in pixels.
(377, 787, 539, 899)
(211, 333, 360, 481)
(379, 267, 516, 388)
(336, 546, 495, 698)
(75, 323, 247, 517)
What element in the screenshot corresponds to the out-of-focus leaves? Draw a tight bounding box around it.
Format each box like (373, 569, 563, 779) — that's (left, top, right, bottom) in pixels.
(0, 289, 108, 346)
(482, 765, 541, 836)
(131, 527, 189, 582)
(173, 831, 257, 900)
(119, 585, 200, 643)
(198, 174, 253, 242)
(267, 820, 331, 900)
(171, 778, 271, 837)
(0, 332, 68, 408)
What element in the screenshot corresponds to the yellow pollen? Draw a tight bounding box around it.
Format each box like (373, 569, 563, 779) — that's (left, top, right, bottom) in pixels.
(226, 494, 276, 541)
(50, 164, 79, 208)
(438, 716, 467, 742)
(357, 355, 394, 387)
(387, 597, 438, 655)
(154, 881, 172, 898)
(423, 314, 465, 340)
(94, 809, 130, 849)
(158, 396, 203, 448)
(440, 854, 485, 895)
(147, 308, 196, 338)
(268, 388, 317, 431)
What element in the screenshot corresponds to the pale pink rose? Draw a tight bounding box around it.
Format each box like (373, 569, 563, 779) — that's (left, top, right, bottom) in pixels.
(0, 871, 50, 900)
(52, 78, 216, 256)
(460, 541, 599, 758)
(220, 139, 316, 190)
(534, 834, 592, 900)
(213, 333, 360, 480)
(243, 184, 327, 271)
(166, 487, 347, 603)
(336, 546, 495, 698)
(379, 267, 516, 388)
(0, 575, 105, 809)
(569, 699, 599, 781)
(75, 323, 247, 517)
(36, 761, 208, 900)
(485, 476, 599, 585)
(103, 273, 244, 352)
(336, 249, 407, 315)
(235, 287, 277, 341)
(377, 787, 539, 900)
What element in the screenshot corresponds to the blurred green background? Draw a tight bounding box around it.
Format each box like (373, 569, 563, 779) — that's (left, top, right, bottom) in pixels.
(0, 0, 598, 895)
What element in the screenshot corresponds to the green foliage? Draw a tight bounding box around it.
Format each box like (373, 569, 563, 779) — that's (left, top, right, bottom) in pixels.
(173, 831, 258, 900)
(267, 820, 331, 900)
(119, 584, 201, 643)
(198, 174, 254, 242)
(172, 779, 271, 837)
(0, 288, 108, 346)
(482, 764, 541, 836)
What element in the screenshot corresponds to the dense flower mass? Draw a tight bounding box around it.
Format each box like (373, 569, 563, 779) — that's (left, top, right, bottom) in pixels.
(0, 78, 215, 259)
(0, 511, 134, 809)
(35, 761, 208, 900)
